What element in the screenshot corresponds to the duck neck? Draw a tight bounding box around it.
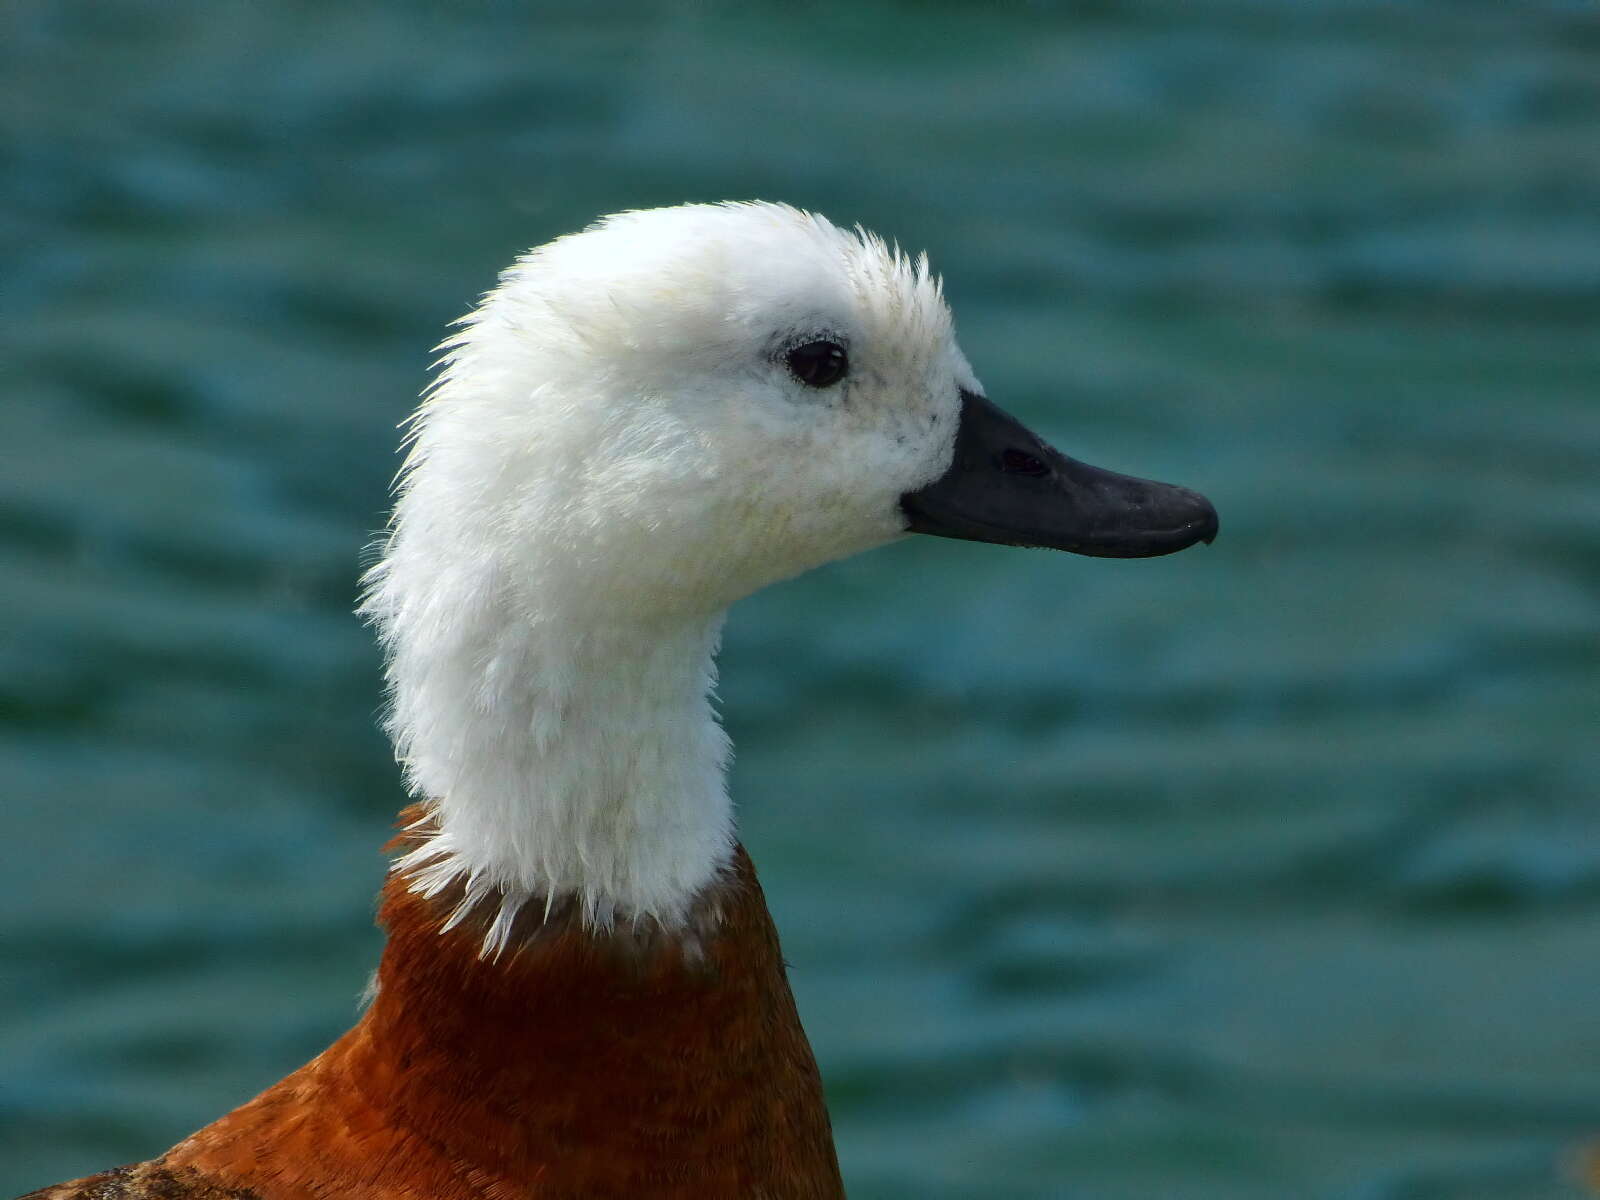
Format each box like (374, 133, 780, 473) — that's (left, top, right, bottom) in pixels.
(386, 593, 735, 951)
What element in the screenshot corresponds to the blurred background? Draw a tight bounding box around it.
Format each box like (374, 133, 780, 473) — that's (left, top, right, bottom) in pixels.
(4, 2, 1599, 1197)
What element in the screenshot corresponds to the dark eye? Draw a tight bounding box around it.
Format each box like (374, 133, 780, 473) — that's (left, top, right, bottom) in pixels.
(785, 340, 849, 388)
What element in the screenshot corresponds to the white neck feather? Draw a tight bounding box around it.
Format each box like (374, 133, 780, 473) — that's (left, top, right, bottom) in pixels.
(361, 435, 737, 952)
(374, 580, 734, 951)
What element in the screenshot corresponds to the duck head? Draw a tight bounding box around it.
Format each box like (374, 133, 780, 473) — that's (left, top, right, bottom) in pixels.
(364, 202, 1215, 943)
(391, 202, 1213, 623)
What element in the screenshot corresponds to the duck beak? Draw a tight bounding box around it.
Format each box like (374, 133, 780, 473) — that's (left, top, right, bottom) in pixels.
(900, 390, 1218, 558)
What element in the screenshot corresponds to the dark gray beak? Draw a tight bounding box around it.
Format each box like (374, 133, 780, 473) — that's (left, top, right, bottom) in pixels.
(900, 390, 1218, 558)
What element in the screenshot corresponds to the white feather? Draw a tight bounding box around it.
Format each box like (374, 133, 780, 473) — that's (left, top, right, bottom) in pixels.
(360, 202, 979, 954)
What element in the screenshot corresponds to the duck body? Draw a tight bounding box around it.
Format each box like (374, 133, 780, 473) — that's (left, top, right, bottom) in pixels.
(23, 202, 1214, 1198)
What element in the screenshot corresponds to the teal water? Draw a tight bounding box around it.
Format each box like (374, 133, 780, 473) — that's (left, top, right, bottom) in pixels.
(5, 3, 1600, 1196)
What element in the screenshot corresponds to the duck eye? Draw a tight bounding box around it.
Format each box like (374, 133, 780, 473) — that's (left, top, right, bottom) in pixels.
(785, 340, 849, 389)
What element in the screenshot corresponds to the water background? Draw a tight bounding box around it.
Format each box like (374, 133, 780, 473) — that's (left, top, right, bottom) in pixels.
(4, 3, 1599, 1196)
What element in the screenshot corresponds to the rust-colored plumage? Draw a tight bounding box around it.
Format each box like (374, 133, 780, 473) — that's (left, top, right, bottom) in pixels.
(25, 811, 843, 1200)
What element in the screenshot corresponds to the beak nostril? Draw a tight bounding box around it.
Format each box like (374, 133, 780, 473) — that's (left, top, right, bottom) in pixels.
(999, 448, 1049, 477)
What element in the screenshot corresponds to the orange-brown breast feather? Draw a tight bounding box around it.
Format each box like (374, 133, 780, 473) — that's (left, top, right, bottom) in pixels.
(23, 821, 842, 1200)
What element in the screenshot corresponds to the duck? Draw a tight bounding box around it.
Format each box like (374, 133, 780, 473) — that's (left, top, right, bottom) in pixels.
(24, 201, 1217, 1200)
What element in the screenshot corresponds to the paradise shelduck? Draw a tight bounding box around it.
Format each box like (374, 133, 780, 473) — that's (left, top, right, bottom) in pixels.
(25, 202, 1216, 1200)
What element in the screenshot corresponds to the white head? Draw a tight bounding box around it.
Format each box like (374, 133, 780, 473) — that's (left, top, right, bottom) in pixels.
(361, 202, 1215, 953)
(415, 203, 977, 613)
